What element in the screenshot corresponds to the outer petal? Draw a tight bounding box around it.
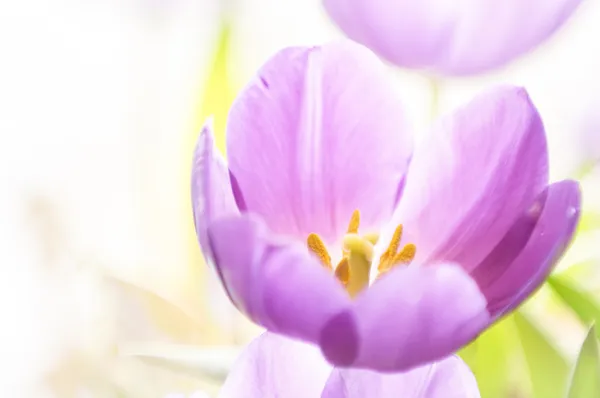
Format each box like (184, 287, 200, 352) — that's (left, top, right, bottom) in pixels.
(381, 86, 548, 275)
(472, 180, 581, 318)
(219, 332, 332, 398)
(191, 119, 239, 264)
(226, 40, 412, 243)
(322, 355, 480, 398)
(319, 264, 490, 371)
(323, 0, 582, 75)
(207, 214, 352, 344)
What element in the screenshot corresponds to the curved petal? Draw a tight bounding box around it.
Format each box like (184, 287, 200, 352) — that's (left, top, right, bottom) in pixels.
(319, 264, 490, 371)
(323, 0, 582, 75)
(191, 119, 239, 264)
(472, 180, 581, 318)
(207, 214, 352, 344)
(219, 332, 332, 398)
(226, 40, 412, 243)
(382, 86, 549, 275)
(322, 355, 480, 398)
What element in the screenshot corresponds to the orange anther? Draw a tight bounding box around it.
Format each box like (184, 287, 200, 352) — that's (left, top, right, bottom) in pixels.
(307, 233, 332, 270)
(335, 257, 350, 286)
(347, 209, 360, 234)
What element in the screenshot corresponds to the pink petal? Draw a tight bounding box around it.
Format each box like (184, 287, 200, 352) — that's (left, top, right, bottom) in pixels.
(323, 0, 582, 75)
(226, 40, 412, 243)
(473, 180, 581, 318)
(207, 214, 352, 344)
(322, 355, 480, 398)
(319, 264, 490, 371)
(383, 86, 548, 275)
(191, 119, 239, 264)
(219, 332, 332, 398)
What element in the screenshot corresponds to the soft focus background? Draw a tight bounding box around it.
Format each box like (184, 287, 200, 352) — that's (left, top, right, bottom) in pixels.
(1, 0, 600, 397)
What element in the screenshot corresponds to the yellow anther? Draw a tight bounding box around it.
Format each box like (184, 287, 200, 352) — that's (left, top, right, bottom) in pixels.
(377, 224, 416, 276)
(378, 225, 400, 270)
(387, 225, 403, 257)
(335, 257, 350, 286)
(391, 243, 416, 266)
(377, 244, 417, 278)
(347, 209, 360, 233)
(307, 233, 332, 270)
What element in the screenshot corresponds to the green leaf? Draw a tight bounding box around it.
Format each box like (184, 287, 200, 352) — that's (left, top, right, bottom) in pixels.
(555, 261, 600, 296)
(513, 311, 570, 398)
(459, 316, 520, 398)
(118, 342, 240, 383)
(567, 326, 600, 398)
(548, 274, 600, 339)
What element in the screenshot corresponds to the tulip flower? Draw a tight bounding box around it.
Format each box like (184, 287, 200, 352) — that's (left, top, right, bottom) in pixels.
(218, 333, 480, 397)
(191, 40, 580, 372)
(322, 0, 582, 75)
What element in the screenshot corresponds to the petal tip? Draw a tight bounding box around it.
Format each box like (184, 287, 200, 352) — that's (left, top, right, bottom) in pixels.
(487, 85, 532, 105)
(319, 310, 359, 367)
(191, 118, 217, 176)
(554, 179, 582, 220)
(195, 117, 215, 148)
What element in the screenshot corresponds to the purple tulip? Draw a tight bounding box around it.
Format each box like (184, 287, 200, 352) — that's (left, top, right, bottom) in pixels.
(218, 332, 480, 397)
(322, 0, 582, 75)
(191, 40, 580, 372)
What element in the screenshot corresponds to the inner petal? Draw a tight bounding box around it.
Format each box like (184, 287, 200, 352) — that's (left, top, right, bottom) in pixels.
(384, 87, 549, 272)
(226, 42, 412, 243)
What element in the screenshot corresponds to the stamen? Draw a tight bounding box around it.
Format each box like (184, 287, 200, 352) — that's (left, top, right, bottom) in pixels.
(387, 225, 403, 257)
(377, 224, 403, 271)
(335, 257, 349, 286)
(377, 225, 416, 277)
(347, 209, 360, 233)
(306, 212, 416, 295)
(307, 233, 332, 270)
(391, 243, 416, 266)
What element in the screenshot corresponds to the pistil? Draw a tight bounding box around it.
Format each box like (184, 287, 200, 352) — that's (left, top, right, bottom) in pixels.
(342, 233, 374, 297)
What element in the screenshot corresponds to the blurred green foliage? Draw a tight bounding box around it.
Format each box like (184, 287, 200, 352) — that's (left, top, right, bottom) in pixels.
(567, 327, 600, 397)
(549, 273, 600, 340)
(460, 318, 519, 398)
(513, 312, 570, 398)
(460, 312, 571, 398)
(193, 19, 237, 154)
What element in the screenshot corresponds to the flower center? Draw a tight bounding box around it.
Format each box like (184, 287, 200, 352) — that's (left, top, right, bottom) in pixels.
(306, 210, 416, 297)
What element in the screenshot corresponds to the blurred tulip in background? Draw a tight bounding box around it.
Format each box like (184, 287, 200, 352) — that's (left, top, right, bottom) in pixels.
(323, 0, 583, 75)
